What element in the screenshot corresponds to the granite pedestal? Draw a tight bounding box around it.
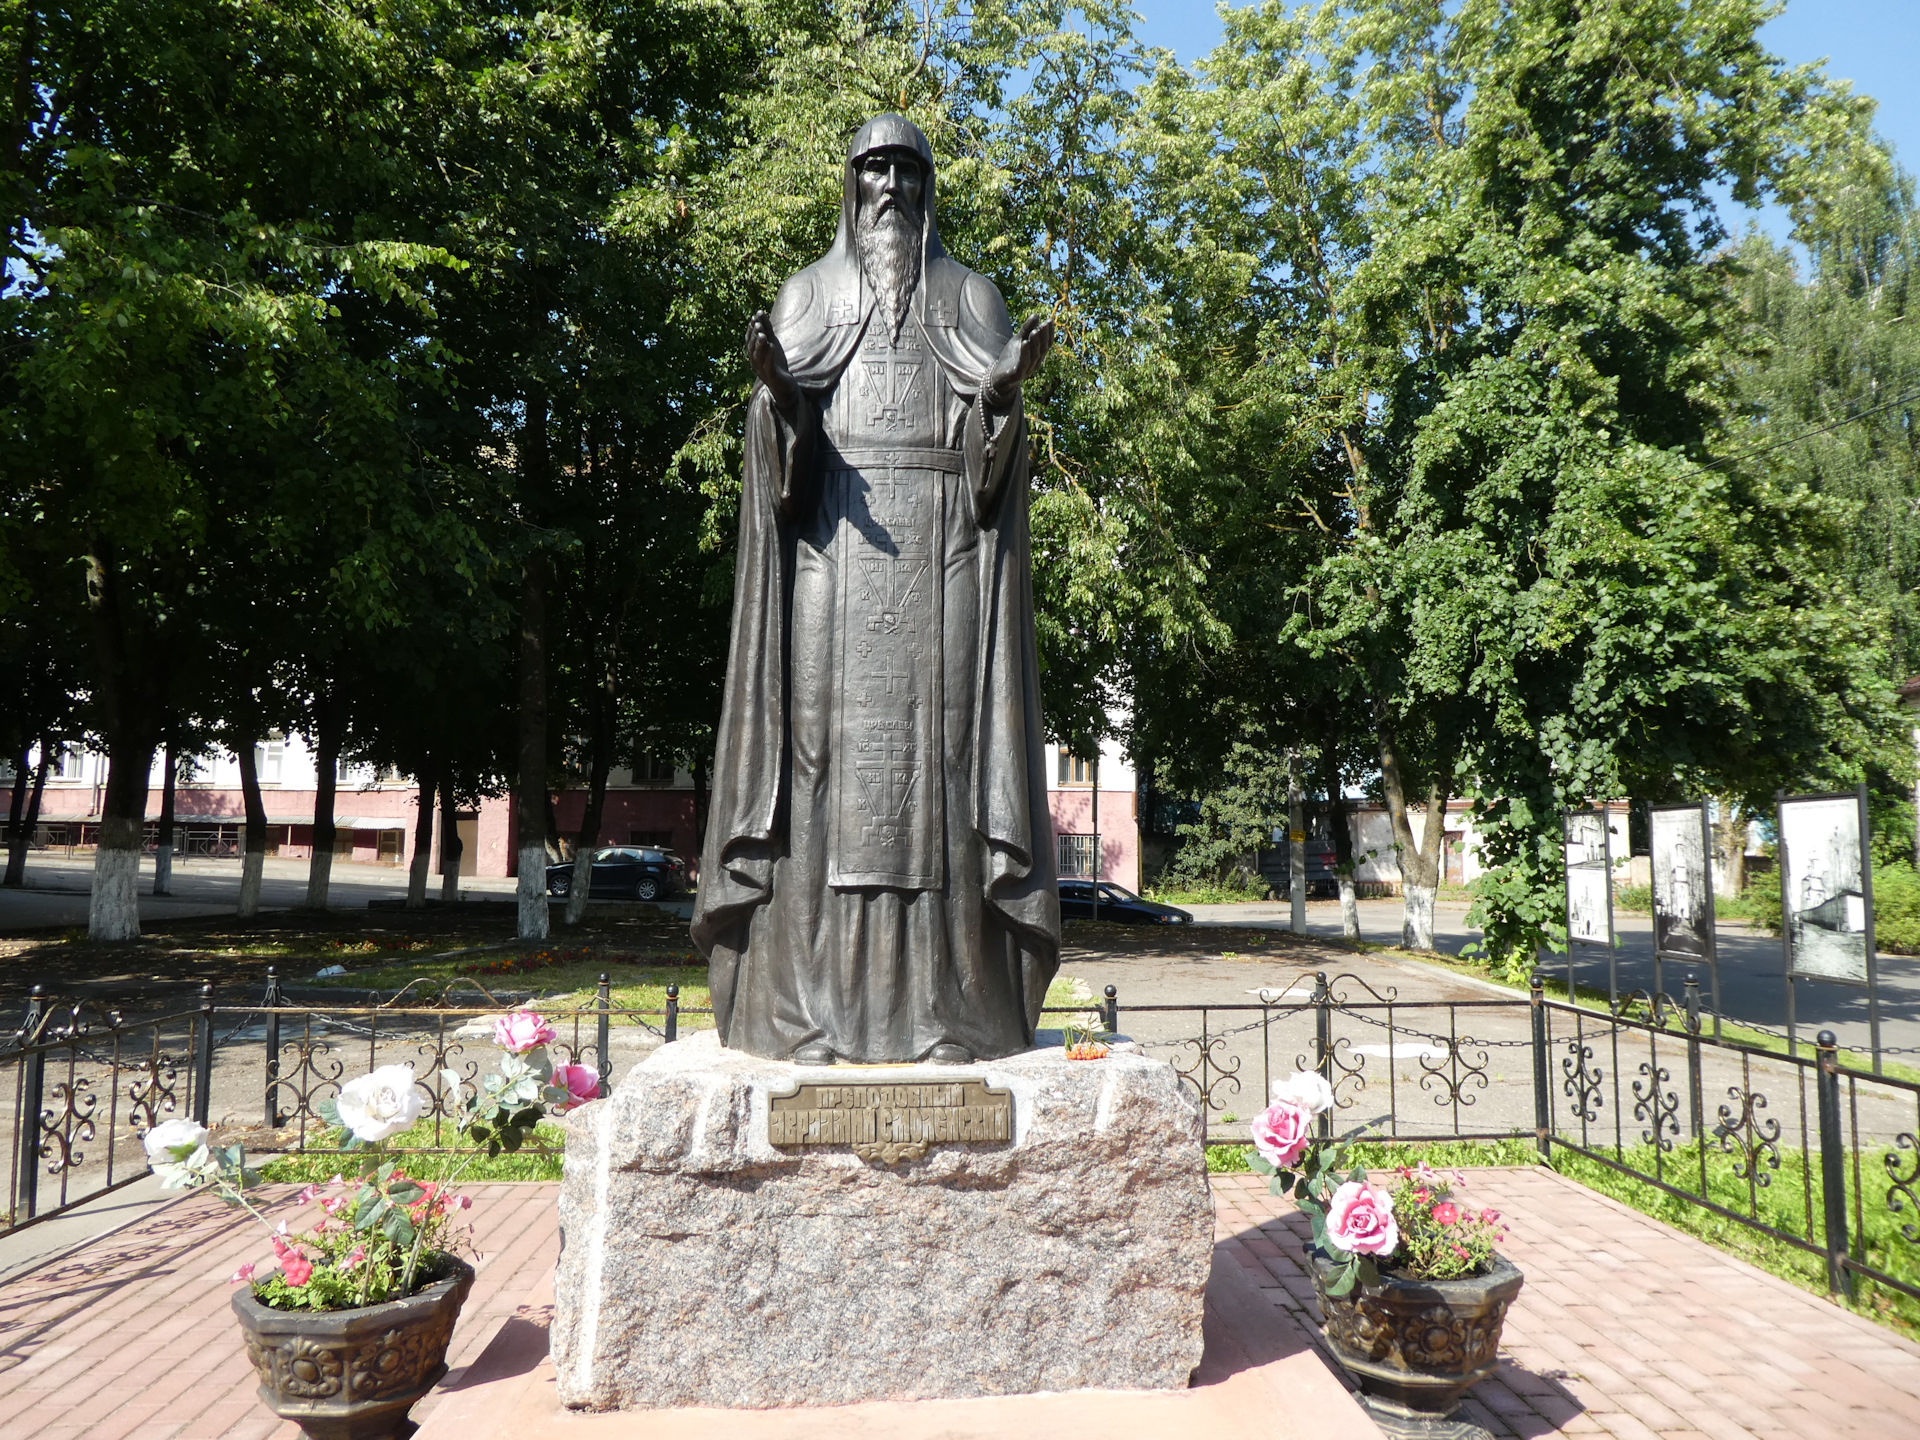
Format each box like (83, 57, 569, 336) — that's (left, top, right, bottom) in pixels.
(551, 1031, 1213, 1410)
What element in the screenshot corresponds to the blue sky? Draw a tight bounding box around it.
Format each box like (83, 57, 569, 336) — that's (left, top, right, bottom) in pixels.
(1131, 0, 1920, 205)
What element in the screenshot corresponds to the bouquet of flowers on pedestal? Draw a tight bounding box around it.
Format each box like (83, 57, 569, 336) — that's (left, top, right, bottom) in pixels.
(1248, 1068, 1506, 1294)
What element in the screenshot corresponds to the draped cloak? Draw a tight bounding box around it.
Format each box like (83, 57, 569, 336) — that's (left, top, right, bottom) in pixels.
(690, 116, 1062, 1063)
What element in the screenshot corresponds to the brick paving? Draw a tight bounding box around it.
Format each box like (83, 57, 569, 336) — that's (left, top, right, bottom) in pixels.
(0, 1183, 556, 1440)
(1214, 1167, 1920, 1440)
(0, 1169, 1915, 1438)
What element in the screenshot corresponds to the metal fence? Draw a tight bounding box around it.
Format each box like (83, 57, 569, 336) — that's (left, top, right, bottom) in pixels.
(0, 970, 1912, 1305)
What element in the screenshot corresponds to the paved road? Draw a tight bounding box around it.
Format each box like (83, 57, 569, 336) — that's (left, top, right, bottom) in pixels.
(1180, 897, 1920, 1062)
(0, 853, 523, 931)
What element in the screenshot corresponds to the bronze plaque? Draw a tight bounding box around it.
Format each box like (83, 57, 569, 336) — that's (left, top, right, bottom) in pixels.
(766, 1079, 1013, 1164)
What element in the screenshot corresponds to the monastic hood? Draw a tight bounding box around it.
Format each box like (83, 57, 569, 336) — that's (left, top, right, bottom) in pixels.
(830, 112, 949, 271)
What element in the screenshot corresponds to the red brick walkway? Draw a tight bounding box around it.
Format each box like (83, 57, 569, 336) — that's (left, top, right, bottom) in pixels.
(0, 1170, 1916, 1438)
(0, 1184, 555, 1440)
(1215, 1168, 1920, 1440)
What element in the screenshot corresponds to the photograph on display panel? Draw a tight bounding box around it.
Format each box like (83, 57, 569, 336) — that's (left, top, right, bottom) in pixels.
(1650, 806, 1712, 962)
(1563, 810, 1612, 947)
(1781, 795, 1870, 984)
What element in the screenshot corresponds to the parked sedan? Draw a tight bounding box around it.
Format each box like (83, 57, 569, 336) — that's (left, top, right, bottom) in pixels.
(1057, 880, 1192, 925)
(547, 847, 688, 902)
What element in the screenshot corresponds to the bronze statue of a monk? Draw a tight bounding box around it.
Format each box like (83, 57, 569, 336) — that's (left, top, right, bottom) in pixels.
(691, 115, 1061, 1066)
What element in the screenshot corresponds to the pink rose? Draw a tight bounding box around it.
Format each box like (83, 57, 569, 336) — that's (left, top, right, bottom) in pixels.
(1327, 1180, 1400, 1257)
(549, 1063, 601, 1113)
(493, 1009, 557, 1055)
(1250, 1097, 1313, 1169)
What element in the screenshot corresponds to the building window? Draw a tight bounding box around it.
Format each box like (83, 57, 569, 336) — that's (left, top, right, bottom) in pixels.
(629, 828, 674, 847)
(633, 753, 677, 783)
(1056, 747, 1091, 787)
(255, 737, 285, 784)
(1058, 834, 1097, 878)
(50, 743, 86, 780)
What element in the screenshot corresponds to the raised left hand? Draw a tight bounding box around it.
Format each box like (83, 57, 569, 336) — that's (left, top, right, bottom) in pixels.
(982, 314, 1055, 410)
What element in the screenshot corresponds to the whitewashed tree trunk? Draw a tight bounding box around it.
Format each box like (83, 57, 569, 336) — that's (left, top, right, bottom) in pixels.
(564, 846, 593, 926)
(1339, 873, 1361, 942)
(1287, 755, 1306, 934)
(1402, 883, 1436, 951)
(308, 848, 334, 910)
(238, 849, 265, 916)
(153, 844, 173, 895)
(89, 839, 142, 941)
(517, 846, 550, 939)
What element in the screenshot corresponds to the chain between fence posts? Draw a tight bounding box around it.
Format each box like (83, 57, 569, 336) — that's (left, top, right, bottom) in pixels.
(192, 984, 215, 1126)
(1313, 972, 1332, 1140)
(1684, 978, 1704, 1141)
(665, 985, 679, 1044)
(1814, 1029, 1853, 1298)
(1529, 975, 1550, 1162)
(596, 973, 612, 1096)
(1103, 985, 1118, 1035)
(15, 987, 44, 1220)
(263, 968, 282, 1128)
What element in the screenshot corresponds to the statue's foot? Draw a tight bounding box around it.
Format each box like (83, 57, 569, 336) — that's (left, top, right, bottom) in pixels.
(793, 1041, 836, 1066)
(926, 1042, 973, 1065)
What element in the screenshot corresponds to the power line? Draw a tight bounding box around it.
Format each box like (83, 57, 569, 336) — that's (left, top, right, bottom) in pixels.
(1671, 383, 1920, 483)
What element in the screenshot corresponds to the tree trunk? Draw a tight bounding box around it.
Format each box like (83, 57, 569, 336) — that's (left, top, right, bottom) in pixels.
(308, 690, 341, 909)
(236, 738, 267, 917)
(1322, 744, 1361, 943)
(6, 742, 49, 888)
(84, 544, 162, 941)
(406, 760, 437, 908)
(3, 747, 25, 887)
(515, 551, 551, 940)
(1286, 752, 1305, 933)
(153, 739, 176, 895)
(1376, 709, 1448, 951)
(438, 775, 462, 903)
(565, 751, 611, 928)
(1712, 798, 1747, 897)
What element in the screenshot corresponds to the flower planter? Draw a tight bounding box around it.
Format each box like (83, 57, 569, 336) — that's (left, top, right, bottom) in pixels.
(231, 1256, 475, 1440)
(1307, 1245, 1524, 1440)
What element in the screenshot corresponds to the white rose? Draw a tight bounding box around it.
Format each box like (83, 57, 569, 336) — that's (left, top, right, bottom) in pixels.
(143, 1118, 209, 1163)
(335, 1064, 425, 1143)
(1272, 1069, 1335, 1116)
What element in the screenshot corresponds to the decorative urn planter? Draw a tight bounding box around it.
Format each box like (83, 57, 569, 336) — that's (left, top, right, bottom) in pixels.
(231, 1257, 475, 1440)
(1307, 1245, 1524, 1440)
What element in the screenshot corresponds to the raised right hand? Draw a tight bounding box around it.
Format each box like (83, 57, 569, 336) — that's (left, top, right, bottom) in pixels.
(745, 311, 799, 412)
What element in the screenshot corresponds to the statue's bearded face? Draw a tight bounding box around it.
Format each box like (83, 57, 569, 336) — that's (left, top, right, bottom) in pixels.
(855, 148, 925, 339)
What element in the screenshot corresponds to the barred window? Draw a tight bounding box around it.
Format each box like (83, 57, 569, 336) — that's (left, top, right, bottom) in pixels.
(1058, 833, 1097, 878)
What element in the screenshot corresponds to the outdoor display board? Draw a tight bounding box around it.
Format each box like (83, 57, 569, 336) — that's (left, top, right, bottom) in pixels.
(1650, 804, 1714, 964)
(1780, 793, 1874, 985)
(1779, 785, 1881, 1068)
(1563, 811, 1613, 947)
(1561, 809, 1617, 1006)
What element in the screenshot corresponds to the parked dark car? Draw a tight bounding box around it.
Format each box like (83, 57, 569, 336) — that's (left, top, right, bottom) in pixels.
(1057, 880, 1192, 925)
(547, 846, 687, 902)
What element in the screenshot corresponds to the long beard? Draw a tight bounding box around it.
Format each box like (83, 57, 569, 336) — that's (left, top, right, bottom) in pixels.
(856, 203, 922, 340)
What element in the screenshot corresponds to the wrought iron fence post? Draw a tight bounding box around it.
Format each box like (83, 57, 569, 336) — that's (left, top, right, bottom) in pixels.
(665, 984, 679, 1045)
(1103, 985, 1118, 1035)
(1313, 972, 1332, 1140)
(1529, 975, 1550, 1162)
(1814, 1030, 1853, 1298)
(1684, 978, 1703, 1142)
(263, 968, 282, 1128)
(15, 987, 45, 1219)
(596, 973, 612, 1097)
(192, 983, 215, 1127)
